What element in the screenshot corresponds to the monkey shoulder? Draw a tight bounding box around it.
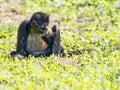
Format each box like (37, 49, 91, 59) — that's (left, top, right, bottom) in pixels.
(19, 20, 30, 28)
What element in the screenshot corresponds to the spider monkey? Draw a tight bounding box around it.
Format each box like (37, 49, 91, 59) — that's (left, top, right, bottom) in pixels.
(10, 12, 64, 59)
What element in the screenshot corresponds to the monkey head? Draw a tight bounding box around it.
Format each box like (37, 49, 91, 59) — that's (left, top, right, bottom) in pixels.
(29, 12, 49, 34)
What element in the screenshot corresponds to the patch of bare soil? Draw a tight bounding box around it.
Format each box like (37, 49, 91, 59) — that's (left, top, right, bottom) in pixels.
(0, 12, 30, 25)
(0, 1, 69, 30)
(59, 59, 81, 66)
(0, 11, 62, 28)
(38, 59, 81, 66)
(0, 1, 28, 25)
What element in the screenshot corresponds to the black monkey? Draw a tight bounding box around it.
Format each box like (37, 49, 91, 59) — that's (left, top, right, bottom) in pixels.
(10, 12, 64, 59)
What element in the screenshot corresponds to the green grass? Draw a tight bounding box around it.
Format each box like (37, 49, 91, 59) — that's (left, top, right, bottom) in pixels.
(0, 0, 120, 90)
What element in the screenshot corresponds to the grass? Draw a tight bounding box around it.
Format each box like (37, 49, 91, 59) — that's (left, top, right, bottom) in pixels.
(0, 0, 120, 90)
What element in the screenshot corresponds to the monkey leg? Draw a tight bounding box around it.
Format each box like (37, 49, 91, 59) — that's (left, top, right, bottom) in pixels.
(25, 47, 52, 57)
(52, 25, 64, 56)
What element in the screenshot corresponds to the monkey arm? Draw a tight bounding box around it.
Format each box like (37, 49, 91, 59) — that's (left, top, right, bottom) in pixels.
(52, 25, 62, 56)
(11, 20, 30, 58)
(16, 20, 29, 53)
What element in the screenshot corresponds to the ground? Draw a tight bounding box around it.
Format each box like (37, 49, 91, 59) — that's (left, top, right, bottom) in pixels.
(0, 0, 120, 90)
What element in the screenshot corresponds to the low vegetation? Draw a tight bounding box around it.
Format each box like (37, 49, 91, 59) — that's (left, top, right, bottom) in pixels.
(0, 0, 120, 90)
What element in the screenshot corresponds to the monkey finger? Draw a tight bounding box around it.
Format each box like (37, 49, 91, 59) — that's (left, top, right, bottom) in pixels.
(15, 54, 25, 60)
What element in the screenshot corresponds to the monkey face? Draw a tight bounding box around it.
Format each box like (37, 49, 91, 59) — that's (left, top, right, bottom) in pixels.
(30, 12, 49, 34)
(30, 20, 48, 34)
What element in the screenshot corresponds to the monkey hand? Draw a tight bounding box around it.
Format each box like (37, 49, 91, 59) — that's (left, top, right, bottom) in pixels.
(10, 51, 27, 60)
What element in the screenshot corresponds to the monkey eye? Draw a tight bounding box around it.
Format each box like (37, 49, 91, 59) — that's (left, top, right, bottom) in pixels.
(32, 20, 38, 25)
(41, 25, 46, 30)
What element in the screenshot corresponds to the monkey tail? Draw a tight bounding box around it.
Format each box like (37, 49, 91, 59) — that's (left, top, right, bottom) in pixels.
(63, 49, 95, 56)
